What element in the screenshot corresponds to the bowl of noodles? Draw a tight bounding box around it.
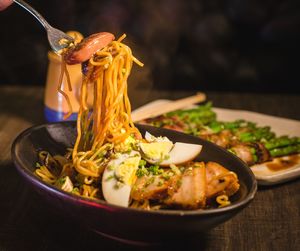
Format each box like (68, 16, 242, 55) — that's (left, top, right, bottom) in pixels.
(11, 32, 256, 242)
(12, 121, 257, 243)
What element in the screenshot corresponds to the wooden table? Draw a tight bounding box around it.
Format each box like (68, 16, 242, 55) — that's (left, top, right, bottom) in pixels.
(1, 86, 300, 251)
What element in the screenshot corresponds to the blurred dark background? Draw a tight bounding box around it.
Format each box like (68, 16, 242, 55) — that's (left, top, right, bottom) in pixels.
(0, 0, 300, 93)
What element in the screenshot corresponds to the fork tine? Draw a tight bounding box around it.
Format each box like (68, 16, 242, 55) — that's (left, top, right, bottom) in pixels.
(47, 26, 74, 52)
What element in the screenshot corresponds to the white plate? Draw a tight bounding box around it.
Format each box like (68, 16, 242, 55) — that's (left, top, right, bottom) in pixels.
(132, 100, 300, 185)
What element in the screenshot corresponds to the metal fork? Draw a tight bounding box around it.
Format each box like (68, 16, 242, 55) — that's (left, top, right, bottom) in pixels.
(13, 0, 74, 52)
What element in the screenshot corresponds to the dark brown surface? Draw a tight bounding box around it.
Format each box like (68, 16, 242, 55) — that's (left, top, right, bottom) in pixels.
(0, 86, 300, 250)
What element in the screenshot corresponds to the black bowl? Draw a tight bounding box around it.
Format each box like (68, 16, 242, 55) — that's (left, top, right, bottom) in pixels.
(11, 122, 257, 243)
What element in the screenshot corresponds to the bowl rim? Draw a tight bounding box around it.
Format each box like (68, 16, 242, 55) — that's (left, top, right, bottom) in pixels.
(11, 121, 257, 217)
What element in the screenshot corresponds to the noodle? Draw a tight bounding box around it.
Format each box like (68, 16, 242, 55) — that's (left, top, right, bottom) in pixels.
(55, 34, 143, 180)
(216, 195, 231, 207)
(57, 60, 73, 119)
(35, 165, 56, 184)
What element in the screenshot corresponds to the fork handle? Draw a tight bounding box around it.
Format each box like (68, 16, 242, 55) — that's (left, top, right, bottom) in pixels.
(13, 0, 51, 30)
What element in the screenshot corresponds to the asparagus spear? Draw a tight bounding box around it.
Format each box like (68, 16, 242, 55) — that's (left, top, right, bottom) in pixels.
(238, 127, 275, 143)
(208, 120, 254, 134)
(269, 144, 300, 157)
(166, 102, 216, 125)
(264, 136, 300, 150)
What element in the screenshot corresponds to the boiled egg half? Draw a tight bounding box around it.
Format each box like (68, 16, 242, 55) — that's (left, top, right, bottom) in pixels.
(140, 132, 203, 166)
(102, 151, 141, 207)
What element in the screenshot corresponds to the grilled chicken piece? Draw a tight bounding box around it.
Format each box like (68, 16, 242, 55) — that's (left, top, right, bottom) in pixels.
(142, 115, 186, 133)
(163, 124, 184, 132)
(164, 162, 207, 209)
(253, 142, 270, 163)
(206, 161, 239, 199)
(132, 162, 239, 210)
(230, 143, 255, 165)
(200, 130, 233, 148)
(230, 142, 271, 165)
(131, 175, 170, 201)
(212, 130, 233, 148)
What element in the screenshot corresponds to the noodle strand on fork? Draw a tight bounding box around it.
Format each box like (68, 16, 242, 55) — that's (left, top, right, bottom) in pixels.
(67, 35, 142, 176)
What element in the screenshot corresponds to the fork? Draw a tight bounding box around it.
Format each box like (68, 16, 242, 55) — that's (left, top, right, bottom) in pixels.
(13, 0, 74, 52)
